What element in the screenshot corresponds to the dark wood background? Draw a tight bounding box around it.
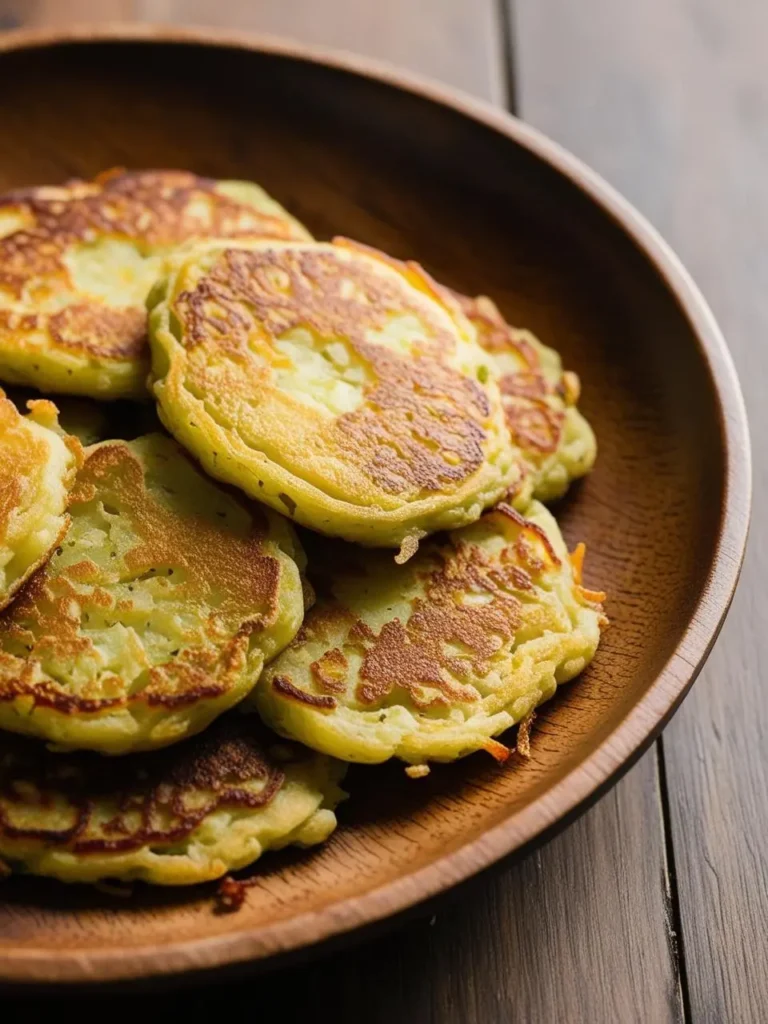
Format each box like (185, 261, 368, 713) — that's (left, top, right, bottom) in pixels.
(1, 2, 766, 1021)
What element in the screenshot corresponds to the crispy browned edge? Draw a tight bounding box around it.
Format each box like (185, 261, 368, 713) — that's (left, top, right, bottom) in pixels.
(0, 25, 751, 984)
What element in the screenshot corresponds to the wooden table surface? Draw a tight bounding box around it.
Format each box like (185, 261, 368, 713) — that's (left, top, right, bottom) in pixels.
(2, 2, 766, 1021)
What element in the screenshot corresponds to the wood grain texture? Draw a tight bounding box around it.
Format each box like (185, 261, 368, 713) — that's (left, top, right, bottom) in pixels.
(0, 754, 684, 1021)
(263, 749, 685, 1023)
(0, 0, 132, 26)
(148, 0, 506, 104)
(0, 9, 748, 1020)
(514, 1, 766, 1020)
(0, 0, 505, 103)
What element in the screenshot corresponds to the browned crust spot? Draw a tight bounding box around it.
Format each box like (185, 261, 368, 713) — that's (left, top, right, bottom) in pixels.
(0, 717, 287, 854)
(488, 502, 562, 568)
(310, 649, 348, 695)
(347, 534, 531, 708)
(272, 675, 338, 710)
(172, 244, 495, 495)
(501, 395, 566, 455)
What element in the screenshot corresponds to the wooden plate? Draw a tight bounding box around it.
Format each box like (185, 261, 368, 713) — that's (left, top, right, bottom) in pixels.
(0, 25, 750, 986)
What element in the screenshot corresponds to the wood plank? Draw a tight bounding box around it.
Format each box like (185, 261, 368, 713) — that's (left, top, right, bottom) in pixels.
(0, 0, 505, 104)
(138, 0, 505, 103)
(0, 3, 681, 1019)
(110, 753, 682, 1022)
(0, 0, 134, 25)
(514, 1, 768, 1020)
(267, 748, 680, 1024)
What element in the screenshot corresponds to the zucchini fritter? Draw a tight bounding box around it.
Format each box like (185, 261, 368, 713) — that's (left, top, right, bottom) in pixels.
(256, 501, 605, 766)
(454, 293, 597, 504)
(149, 238, 519, 549)
(0, 714, 345, 885)
(0, 434, 306, 754)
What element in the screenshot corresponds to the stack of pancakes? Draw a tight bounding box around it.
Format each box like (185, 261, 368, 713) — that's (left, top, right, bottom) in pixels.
(0, 170, 605, 892)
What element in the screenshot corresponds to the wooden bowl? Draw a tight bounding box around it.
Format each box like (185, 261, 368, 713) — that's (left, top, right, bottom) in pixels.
(0, 25, 750, 986)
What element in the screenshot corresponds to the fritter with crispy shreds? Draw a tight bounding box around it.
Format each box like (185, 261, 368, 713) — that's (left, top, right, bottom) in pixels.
(0, 390, 82, 611)
(149, 237, 520, 551)
(0, 714, 346, 886)
(0, 169, 311, 399)
(0, 434, 306, 755)
(451, 292, 597, 505)
(255, 500, 606, 766)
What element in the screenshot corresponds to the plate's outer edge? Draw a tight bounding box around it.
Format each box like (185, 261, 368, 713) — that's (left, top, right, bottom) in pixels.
(0, 23, 752, 985)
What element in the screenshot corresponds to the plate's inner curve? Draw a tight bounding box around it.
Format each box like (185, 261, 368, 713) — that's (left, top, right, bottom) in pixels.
(0, 38, 725, 968)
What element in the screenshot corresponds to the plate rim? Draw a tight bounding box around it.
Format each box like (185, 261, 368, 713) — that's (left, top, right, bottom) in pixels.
(0, 22, 752, 984)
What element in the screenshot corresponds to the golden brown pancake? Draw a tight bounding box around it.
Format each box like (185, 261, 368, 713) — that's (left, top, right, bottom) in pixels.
(0, 169, 311, 399)
(0, 434, 306, 754)
(0, 714, 346, 885)
(149, 238, 519, 549)
(255, 500, 606, 765)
